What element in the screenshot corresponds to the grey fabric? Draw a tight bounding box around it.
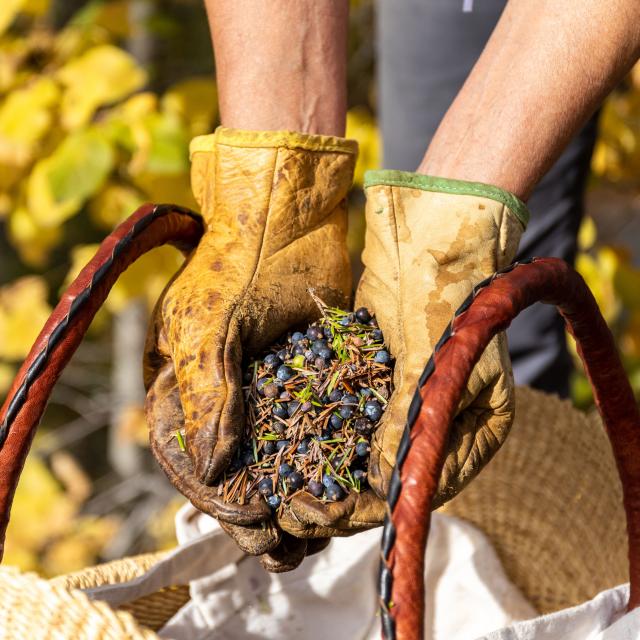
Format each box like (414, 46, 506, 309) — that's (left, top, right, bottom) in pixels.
(377, 0, 599, 397)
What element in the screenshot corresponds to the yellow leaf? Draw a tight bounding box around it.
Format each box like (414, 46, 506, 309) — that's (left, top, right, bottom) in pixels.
(0, 0, 24, 37)
(577, 216, 597, 251)
(8, 206, 62, 266)
(21, 0, 49, 16)
(27, 127, 114, 228)
(65, 244, 183, 313)
(89, 182, 145, 230)
(42, 515, 119, 577)
(346, 107, 380, 187)
(0, 275, 51, 360)
(0, 362, 15, 396)
(131, 170, 196, 210)
(57, 44, 147, 129)
(575, 252, 619, 324)
(162, 77, 218, 137)
(4, 455, 75, 563)
(0, 77, 60, 170)
(614, 253, 640, 312)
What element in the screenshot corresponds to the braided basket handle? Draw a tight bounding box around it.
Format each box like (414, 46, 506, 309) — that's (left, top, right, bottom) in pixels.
(0, 204, 203, 557)
(380, 258, 640, 640)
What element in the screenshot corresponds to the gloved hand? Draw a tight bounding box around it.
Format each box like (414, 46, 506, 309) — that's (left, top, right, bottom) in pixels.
(277, 170, 529, 539)
(144, 127, 357, 567)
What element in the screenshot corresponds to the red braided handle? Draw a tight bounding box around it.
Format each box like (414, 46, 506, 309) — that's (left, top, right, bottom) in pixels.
(381, 258, 640, 640)
(0, 203, 203, 558)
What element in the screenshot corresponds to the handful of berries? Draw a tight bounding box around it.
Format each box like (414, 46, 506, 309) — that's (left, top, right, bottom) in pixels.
(217, 293, 394, 513)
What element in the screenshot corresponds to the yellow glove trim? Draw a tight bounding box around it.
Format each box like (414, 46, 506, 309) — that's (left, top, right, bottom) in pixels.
(190, 126, 358, 159)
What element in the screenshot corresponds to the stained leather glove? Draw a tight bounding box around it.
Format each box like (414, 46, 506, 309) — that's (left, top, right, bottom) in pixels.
(144, 127, 357, 565)
(277, 170, 529, 538)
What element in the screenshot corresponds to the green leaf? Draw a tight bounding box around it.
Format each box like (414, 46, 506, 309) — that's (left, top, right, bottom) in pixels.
(28, 127, 114, 227)
(57, 45, 147, 129)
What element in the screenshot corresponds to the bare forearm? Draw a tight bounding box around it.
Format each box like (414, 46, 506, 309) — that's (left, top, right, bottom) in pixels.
(204, 0, 348, 135)
(419, 0, 640, 200)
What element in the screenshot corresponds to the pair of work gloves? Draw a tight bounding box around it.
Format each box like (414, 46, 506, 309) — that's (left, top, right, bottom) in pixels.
(144, 128, 530, 571)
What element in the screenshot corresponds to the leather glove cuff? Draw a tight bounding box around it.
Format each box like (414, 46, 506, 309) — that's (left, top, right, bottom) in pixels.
(189, 127, 358, 220)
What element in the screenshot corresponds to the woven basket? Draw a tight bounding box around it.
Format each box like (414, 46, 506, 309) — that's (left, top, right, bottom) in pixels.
(442, 386, 627, 615)
(0, 385, 625, 638)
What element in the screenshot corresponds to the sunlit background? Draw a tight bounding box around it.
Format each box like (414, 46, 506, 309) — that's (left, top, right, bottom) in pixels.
(0, 0, 638, 578)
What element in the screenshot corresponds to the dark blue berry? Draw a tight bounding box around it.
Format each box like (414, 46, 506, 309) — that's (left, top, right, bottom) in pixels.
(355, 418, 374, 435)
(322, 473, 336, 488)
(288, 401, 301, 417)
(314, 356, 327, 370)
(359, 387, 372, 398)
(287, 471, 304, 490)
(330, 414, 343, 430)
(273, 404, 288, 419)
(342, 393, 358, 406)
(304, 349, 315, 361)
(264, 353, 280, 368)
(291, 331, 305, 344)
(311, 339, 328, 355)
(263, 383, 279, 398)
(279, 463, 293, 477)
(372, 329, 383, 342)
(276, 439, 290, 451)
(263, 440, 277, 455)
(323, 326, 333, 339)
(296, 438, 310, 454)
(276, 365, 294, 381)
(316, 433, 331, 442)
(306, 326, 323, 340)
(300, 401, 312, 413)
(356, 441, 370, 457)
(325, 483, 344, 501)
(256, 377, 269, 392)
(277, 349, 288, 362)
(374, 350, 391, 365)
(328, 389, 343, 403)
(308, 480, 324, 497)
(267, 494, 281, 509)
(352, 469, 367, 484)
(364, 400, 383, 421)
(241, 450, 255, 466)
(355, 307, 371, 324)
(293, 344, 306, 356)
(318, 346, 333, 360)
(272, 421, 285, 434)
(258, 478, 274, 496)
(339, 405, 354, 419)
(339, 316, 351, 326)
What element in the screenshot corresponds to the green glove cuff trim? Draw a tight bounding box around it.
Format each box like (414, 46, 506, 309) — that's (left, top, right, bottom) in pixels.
(364, 169, 530, 229)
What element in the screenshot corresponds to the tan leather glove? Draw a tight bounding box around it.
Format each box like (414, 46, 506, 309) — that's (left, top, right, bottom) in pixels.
(144, 128, 357, 563)
(276, 170, 529, 538)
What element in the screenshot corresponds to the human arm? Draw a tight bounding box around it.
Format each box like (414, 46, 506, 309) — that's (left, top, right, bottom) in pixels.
(419, 0, 640, 199)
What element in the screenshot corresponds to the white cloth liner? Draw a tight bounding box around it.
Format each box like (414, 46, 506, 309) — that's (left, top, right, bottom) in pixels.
(84, 503, 639, 639)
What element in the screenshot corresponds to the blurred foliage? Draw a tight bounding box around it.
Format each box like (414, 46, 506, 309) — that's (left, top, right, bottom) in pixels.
(0, 0, 219, 391)
(570, 67, 640, 407)
(4, 451, 120, 576)
(0, 0, 219, 576)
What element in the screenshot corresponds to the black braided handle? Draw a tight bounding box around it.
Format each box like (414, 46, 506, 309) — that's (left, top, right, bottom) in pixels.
(0, 203, 203, 557)
(380, 258, 640, 640)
